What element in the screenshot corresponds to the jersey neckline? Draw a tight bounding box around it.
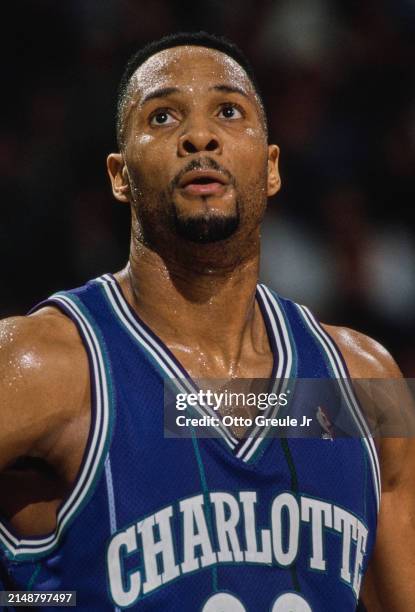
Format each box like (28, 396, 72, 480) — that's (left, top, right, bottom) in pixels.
(97, 273, 297, 464)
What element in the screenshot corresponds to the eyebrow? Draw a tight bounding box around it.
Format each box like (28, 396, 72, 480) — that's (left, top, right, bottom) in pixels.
(140, 87, 180, 106)
(209, 84, 250, 98)
(140, 83, 250, 107)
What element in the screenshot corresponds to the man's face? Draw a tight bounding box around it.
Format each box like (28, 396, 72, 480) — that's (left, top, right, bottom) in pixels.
(112, 45, 280, 251)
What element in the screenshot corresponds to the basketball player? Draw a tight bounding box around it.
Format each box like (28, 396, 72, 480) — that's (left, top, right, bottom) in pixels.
(0, 32, 414, 611)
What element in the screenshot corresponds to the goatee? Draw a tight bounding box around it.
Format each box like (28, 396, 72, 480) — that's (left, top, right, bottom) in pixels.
(173, 211, 240, 243)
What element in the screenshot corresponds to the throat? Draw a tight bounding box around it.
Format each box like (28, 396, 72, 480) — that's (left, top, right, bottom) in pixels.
(169, 341, 274, 381)
(118, 255, 273, 379)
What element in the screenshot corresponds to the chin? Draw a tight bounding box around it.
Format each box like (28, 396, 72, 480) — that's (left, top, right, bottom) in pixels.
(173, 213, 240, 244)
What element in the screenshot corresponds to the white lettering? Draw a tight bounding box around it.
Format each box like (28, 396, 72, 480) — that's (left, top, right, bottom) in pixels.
(301, 497, 332, 571)
(210, 492, 243, 562)
(180, 495, 217, 573)
(107, 526, 140, 607)
(136, 506, 180, 594)
(352, 520, 368, 597)
(239, 492, 272, 563)
(271, 493, 300, 566)
(334, 507, 357, 584)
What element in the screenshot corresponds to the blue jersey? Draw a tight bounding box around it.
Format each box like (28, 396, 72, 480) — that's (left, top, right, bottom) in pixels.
(0, 274, 380, 611)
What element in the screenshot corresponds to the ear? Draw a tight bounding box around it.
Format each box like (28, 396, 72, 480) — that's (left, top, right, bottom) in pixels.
(267, 144, 281, 197)
(107, 153, 131, 203)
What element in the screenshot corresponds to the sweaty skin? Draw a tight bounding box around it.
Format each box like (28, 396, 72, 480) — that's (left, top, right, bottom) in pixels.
(0, 46, 414, 611)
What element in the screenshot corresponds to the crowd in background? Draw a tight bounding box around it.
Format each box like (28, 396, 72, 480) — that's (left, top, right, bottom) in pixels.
(1, 0, 414, 374)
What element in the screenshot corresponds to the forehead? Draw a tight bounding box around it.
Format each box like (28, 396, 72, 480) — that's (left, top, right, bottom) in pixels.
(129, 45, 255, 101)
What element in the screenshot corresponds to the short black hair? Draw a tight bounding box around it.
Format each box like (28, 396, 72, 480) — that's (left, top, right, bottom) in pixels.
(116, 31, 266, 149)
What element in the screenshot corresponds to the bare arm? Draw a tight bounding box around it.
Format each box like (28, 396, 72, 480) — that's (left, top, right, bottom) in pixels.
(324, 325, 415, 611)
(0, 309, 89, 473)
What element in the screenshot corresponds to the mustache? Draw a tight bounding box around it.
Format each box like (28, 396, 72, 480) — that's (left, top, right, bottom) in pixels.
(170, 157, 235, 190)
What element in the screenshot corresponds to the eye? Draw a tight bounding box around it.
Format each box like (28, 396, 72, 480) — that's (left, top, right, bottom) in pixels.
(218, 104, 243, 120)
(150, 110, 176, 126)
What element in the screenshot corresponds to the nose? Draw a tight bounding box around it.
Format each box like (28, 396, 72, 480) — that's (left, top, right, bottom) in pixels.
(178, 120, 221, 156)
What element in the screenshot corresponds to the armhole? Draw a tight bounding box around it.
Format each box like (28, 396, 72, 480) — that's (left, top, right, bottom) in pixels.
(294, 303, 381, 514)
(0, 292, 114, 560)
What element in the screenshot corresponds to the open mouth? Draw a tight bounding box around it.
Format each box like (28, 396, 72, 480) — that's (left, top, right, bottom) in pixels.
(179, 170, 228, 196)
(190, 176, 221, 185)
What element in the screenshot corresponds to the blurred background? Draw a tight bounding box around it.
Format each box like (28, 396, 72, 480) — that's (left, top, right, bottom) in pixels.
(1, 0, 414, 374)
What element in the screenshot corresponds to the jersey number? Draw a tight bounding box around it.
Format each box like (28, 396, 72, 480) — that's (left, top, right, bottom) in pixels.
(202, 591, 312, 611)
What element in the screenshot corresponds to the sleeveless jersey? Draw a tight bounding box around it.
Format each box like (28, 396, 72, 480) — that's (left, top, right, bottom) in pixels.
(0, 274, 380, 611)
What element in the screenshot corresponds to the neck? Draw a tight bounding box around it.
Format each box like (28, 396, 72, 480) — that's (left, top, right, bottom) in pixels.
(115, 232, 271, 378)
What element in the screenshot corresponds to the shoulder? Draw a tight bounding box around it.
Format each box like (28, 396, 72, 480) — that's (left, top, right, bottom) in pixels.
(322, 323, 402, 379)
(0, 307, 89, 466)
(323, 324, 415, 492)
(0, 307, 88, 385)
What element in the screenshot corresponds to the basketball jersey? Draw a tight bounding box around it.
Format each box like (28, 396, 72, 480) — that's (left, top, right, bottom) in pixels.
(0, 274, 380, 611)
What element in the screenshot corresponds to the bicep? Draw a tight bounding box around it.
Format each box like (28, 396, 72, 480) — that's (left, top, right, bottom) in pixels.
(325, 324, 415, 609)
(0, 317, 46, 467)
(0, 315, 88, 470)
(362, 437, 415, 611)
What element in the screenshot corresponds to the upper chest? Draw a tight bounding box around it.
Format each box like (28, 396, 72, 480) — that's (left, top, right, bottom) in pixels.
(167, 343, 274, 381)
